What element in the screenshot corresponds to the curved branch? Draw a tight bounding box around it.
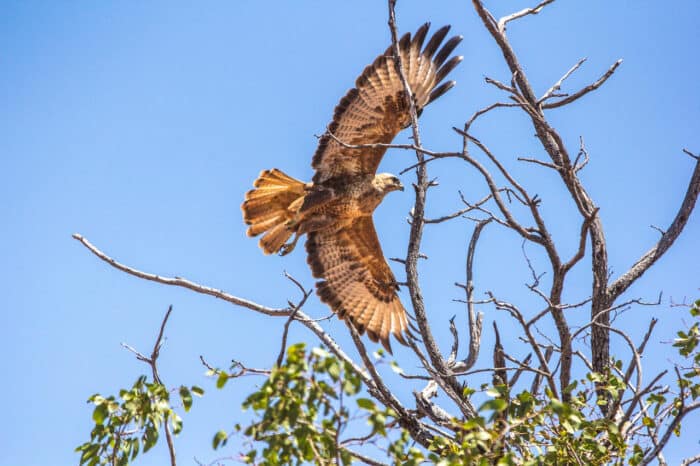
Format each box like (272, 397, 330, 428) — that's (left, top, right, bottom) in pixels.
(452, 219, 490, 373)
(607, 157, 700, 300)
(72, 233, 291, 317)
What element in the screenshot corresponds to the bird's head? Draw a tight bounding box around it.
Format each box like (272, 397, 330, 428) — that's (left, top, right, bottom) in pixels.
(374, 173, 404, 194)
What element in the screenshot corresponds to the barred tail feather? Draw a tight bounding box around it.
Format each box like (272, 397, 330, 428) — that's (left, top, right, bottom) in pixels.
(241, 168, 306, 255)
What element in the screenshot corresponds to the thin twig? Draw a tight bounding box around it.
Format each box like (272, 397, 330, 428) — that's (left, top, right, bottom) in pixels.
(538, 57, 587, 104)
(682, 148, 699, 161)
(488, 292, 558, 397)
(275, 272, 312, 367)
(497, 0, 556, 32)
(485, 76, 517, 94)
(465, 101, 522, 131)
(122, 307, 177, 466)
(542, 59, 623, 109)
(425, 192, 496, 224)
(681, 454, 700, 466)
(517, 156, 561, 170)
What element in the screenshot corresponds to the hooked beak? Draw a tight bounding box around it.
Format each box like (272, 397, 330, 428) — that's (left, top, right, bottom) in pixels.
(397, 182, 405, 192)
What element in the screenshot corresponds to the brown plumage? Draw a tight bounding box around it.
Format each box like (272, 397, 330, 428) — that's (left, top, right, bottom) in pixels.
(241, 23, 462, 352)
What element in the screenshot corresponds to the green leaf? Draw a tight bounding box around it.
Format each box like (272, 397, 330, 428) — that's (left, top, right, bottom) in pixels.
(213, 430, 228, 450)
(191, 385, 205, 397)
(216, 371, 229, 389)
(549, 398, 566, 413)
(563, 380, 579, 393)
(179, 386, 193, 412)
(480, 398, 507, 412)
(79, 443, 99, 464)
(691, 303, 700, 316)
(131, 438, 140, 460)
(92, 404, 108, 425)
(143, 425, 159, 453)
(389, 360, 404, 375)
(327, 361, 340, 380)
(171, 413, 183, 435)
(356, 398, 376, 411)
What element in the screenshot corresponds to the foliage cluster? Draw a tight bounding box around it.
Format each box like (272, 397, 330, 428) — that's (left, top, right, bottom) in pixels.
(78, 299, 700, 464)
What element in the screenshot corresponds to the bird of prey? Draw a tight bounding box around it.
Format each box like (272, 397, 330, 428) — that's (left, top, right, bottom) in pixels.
(241, 23, 462, 352)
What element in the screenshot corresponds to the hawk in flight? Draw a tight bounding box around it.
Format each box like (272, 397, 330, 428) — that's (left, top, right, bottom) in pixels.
(242, 23, 462, 352)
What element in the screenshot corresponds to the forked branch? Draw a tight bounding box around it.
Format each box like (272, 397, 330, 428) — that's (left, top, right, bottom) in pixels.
(121, 306, 177, 466)
(542, 59, 623, 110)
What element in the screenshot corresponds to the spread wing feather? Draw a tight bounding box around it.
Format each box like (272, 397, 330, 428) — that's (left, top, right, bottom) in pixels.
(311, 23, 463, 183)
(306, 217, 409, 353)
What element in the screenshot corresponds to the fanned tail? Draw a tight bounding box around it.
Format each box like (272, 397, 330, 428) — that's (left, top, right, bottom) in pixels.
(241, 169, 306, 255)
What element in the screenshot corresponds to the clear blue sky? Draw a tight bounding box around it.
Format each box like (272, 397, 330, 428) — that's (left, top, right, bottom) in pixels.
(1, 1, 698, 464)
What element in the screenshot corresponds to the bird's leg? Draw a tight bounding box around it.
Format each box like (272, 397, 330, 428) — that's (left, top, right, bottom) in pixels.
(279, 213, 338, 256)
(279, 231, 300, 256)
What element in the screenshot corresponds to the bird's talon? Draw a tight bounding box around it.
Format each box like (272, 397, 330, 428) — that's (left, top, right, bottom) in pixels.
(279, 240, 296, 256)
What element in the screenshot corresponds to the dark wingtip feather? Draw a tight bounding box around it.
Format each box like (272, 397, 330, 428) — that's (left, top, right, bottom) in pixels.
(434, 35, 463, 68)
(398, 31, 411, 52)
(427, 80, 456, 105)
(423, 25, 450, 58)
(435, 55, 463, 85)
(355, 321, 367, 335)
(393, 331, 408, 347)
(412, 22, 431, 50)
(381, 337, 393, 355)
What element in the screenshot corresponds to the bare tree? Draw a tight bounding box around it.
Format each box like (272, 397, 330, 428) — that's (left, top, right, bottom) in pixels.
(76, 1, 699, 464)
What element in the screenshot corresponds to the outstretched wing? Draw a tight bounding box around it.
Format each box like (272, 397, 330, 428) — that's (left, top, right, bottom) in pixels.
(306, 216, 409, 353)
(312, 23, 463, 183)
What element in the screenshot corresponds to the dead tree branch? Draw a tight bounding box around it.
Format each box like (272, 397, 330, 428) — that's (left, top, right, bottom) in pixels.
(452, 219, 490, 373)
(121, 306, 177, 466)
(538, 57, 587, 104)
(275, 272, 311, 367)
(497, 0, 556, 32)
(681, 454, 700, 466)
(607, 157, 700, 300)
(72, 234, 291, 317)
(471, 0, 620, 381)
(388, 1, 471, 419)
(542, 59, 623, 110)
